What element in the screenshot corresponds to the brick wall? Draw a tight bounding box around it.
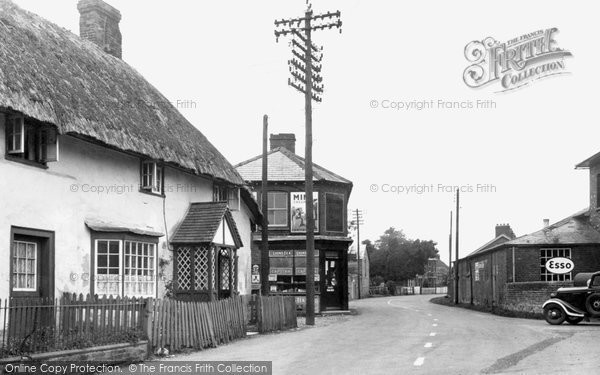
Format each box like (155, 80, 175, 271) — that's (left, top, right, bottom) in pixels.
(502, 282, 572, 315)
(514, 247, 540, 282)
(451, 245, 600, 315)
(77, 0, 122, 58)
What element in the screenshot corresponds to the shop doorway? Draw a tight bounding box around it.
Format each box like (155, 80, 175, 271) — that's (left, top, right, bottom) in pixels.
(323, 255, 341, 310)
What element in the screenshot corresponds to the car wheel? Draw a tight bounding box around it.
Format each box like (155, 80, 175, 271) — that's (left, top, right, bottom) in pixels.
(585, 293, 600, 317)
(566, 316, 583, 325)
(543, 304, 566, 325)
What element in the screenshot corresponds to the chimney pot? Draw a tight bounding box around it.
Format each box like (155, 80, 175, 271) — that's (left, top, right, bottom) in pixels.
(543, 219, 550, 228)
(270, 133, 296, 153)
(77, 0, 122, 59)
(495, 224, 516, 240)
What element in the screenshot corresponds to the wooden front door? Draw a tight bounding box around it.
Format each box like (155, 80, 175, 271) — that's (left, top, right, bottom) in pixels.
(9, 232, 54, 344)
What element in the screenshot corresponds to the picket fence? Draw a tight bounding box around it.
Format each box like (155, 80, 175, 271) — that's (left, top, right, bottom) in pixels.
(0, 294, 146, 358)
(148, 296, 247, 352)
(256, 295, 297, 333)
(1, 294, 298, 358)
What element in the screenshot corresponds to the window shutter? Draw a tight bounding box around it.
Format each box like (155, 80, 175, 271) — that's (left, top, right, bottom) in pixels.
(7, 115, 25, 154)
(40, 127, 59, 162)
(46, 128, 59, 162)
(228, 188, 240, 211)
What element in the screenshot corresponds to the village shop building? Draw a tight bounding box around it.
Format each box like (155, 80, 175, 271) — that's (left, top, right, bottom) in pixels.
(452, 152, 600, 314)
(0, 0, 260, 304)
(235, 134, 353, 311)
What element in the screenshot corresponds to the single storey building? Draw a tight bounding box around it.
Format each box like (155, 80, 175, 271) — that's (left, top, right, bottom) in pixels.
(452, 151, 600, 314)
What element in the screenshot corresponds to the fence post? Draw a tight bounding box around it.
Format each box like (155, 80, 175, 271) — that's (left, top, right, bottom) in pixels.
(144, 298, 154, 357)
(256, 296, 263, 333)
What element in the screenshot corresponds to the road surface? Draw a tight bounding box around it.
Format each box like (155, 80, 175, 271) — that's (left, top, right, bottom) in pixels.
(164, 295, 600, 374)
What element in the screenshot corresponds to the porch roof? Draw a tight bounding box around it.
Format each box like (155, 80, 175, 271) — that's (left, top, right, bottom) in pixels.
(171, 202, 243, 247)
(85, 217, 164, 237)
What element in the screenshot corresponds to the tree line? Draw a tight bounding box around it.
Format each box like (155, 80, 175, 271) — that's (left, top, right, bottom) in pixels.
(365, 227, 439, 285)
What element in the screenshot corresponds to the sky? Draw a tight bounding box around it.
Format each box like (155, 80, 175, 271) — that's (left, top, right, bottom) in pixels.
(14, 0, 599, 266)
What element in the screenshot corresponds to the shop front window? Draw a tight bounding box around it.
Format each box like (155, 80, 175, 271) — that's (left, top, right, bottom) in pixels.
(268, 250, 319, 293)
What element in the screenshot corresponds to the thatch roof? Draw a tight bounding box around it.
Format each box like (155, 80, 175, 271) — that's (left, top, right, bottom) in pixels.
(0, 0, 244, 185)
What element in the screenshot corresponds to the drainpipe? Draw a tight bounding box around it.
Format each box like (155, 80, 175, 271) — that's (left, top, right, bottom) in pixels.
(490, 254, 494, 310)
(512, 246, 516, 282)
(469, 260, 474, 305)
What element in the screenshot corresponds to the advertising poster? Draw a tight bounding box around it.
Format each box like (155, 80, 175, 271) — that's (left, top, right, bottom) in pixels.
(290, 192, 318, 233)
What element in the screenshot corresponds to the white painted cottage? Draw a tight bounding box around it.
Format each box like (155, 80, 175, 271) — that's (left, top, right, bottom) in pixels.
(0, 0, 261, 304)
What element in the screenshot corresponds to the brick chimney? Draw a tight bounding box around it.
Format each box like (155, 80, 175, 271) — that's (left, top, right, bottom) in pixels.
(270, 133, 296, 153)
(495, 224, 516, 239)
(77, 0, 122, 59)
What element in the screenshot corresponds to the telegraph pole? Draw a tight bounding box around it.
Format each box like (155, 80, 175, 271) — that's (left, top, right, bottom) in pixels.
(275, 4, 342, 326)
(454, 190, 460, 304)
(261, 115, 270, 296)
(448, 210, 452, 291)
(353, 209, 364, 299)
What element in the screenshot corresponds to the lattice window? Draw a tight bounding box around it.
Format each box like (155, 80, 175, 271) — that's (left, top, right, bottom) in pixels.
(220, 248, 231, 291)
(194, 247, 209, 290)
(232, 253, 238, 292)
(210, 246, 217, 290)
(177, 247, 192, 291)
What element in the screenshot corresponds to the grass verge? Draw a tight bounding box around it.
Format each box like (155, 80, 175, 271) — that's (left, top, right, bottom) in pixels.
(429, 295, 543, 320)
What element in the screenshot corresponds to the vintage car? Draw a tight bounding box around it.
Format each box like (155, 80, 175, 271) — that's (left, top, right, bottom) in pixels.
(542, 271, 600, 325)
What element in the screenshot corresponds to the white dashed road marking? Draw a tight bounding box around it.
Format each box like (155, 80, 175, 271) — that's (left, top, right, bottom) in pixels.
(434, 318, 438, 321)
(429, 332, 437, 337)
(413, 357, 425, 366)
(432, 323, 438, 327)
(424, 342, 433, 348)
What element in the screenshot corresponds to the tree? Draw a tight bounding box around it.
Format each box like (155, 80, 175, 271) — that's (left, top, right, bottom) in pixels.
(368, 227, 438, 283)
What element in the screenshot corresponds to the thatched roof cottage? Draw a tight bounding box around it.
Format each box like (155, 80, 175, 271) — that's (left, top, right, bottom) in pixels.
(0, 0, 260, 304)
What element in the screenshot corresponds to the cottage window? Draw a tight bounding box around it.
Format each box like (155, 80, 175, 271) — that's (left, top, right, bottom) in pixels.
(12, 241, 37, 291)
(124, 241, 156, 296)
(213, 185, 240, 211)
(141, 161, 163, 194)
(325, 193, 345, 232)
(94, 238, 157, 297)
(4, 114, 59, 164)
(540, 248, 572, 282)
(268, 191, 288, 227)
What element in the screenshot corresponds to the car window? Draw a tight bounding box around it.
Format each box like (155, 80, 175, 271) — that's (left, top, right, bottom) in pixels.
(592, 277, 600, 287)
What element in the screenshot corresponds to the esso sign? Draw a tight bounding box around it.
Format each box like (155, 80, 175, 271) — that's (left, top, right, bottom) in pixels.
(545, 257, 574, 274)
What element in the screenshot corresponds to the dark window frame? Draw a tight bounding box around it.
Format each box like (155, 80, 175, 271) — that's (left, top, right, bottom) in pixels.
(139, 160, 165, 196)
(213, 185, 240, 211)
(4, 113, 58, 167)
(9, 226, 55, 300)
